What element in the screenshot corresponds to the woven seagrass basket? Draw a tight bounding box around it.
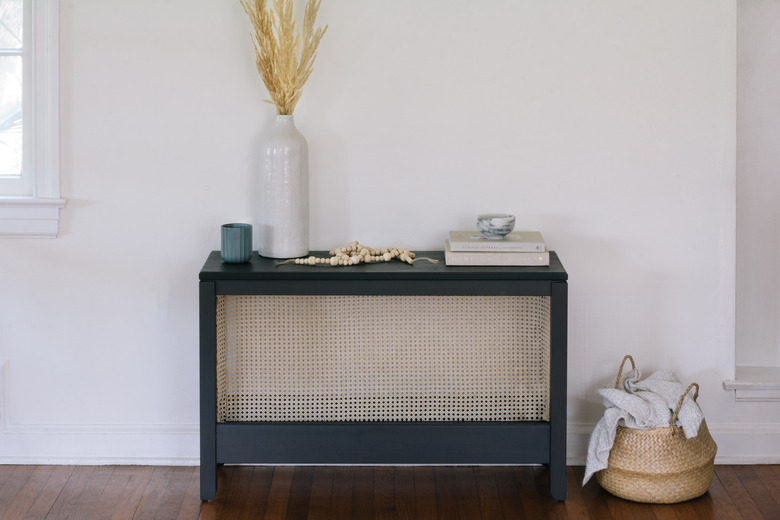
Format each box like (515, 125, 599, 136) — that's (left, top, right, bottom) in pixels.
(595, 355, 718, 504)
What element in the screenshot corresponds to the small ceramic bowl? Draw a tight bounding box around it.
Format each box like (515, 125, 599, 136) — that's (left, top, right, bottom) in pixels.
(477, 213, 516, 239)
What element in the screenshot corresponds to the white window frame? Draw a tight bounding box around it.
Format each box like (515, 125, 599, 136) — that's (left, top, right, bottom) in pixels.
(0, 0, 65, 238)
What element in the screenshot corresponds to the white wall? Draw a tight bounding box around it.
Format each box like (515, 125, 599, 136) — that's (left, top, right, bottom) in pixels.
(1, 0, 775, 465)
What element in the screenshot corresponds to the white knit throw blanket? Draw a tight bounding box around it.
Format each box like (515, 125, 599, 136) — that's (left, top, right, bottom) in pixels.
(582, 368, 704, 485)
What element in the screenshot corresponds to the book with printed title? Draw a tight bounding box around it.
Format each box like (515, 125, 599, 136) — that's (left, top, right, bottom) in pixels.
(444, 239, 550, 266)
(448, 231, 546, 252)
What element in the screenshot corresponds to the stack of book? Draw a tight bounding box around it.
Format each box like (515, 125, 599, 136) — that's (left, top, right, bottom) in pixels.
(444, 230, 550, 266)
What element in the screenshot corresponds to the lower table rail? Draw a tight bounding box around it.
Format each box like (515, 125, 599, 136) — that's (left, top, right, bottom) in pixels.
(200, 421, 566, 501)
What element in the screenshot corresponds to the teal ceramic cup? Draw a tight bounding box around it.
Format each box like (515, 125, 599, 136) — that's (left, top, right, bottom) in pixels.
(221, 223, 253, 263)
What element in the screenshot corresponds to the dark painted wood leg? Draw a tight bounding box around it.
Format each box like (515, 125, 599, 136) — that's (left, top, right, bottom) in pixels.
(200, 281, 217, 501)
(549, 281, 568, 501)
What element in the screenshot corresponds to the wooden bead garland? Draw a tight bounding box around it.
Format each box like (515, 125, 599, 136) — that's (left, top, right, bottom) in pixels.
(275, 241, 438, 266)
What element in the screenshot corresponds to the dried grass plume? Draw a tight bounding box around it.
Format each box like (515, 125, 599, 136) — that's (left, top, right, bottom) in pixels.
(241, 0, 328, 115)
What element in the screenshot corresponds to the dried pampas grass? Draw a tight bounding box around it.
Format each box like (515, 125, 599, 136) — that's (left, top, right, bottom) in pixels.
(241, 0, 328, 115)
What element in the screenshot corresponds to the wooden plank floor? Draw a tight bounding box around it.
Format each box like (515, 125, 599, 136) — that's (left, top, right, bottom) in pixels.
(0, 465, 778, 519)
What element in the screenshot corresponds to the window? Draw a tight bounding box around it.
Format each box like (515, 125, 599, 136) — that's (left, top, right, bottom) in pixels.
(0, 0, 64, 237)
(0, 0, 24, 191)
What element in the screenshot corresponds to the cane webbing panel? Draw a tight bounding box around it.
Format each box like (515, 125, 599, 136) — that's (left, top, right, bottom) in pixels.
(216, 295, 550, 422)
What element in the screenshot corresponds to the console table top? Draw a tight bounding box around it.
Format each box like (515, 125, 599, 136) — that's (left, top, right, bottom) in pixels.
(200, 250, 567, 282)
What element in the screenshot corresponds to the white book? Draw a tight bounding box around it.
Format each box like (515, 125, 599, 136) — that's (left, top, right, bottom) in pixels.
(444, 240, 550, 266)
(448, 231, 546, 252)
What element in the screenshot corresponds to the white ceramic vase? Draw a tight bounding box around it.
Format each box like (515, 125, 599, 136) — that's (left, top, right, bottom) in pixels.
(258, 114, 309, 258)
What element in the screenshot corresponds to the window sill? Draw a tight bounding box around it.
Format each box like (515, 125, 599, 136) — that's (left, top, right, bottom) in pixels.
(723, 366, 780, 402)
(0, 197, 67, 238)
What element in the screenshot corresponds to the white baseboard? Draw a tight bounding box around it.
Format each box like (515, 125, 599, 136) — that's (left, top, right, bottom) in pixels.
(1, 421, 778, 467)
(0, 455, 199, 466)
(0, 420, 200, 466)
(3, 359, 780, 466)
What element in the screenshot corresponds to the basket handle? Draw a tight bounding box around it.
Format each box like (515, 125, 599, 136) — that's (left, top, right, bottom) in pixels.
(669, 382, 699, 427)
(613, 355, 636, 389)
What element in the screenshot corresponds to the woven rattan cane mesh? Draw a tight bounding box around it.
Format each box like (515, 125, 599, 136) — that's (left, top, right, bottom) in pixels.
(216, 295, 550, 422)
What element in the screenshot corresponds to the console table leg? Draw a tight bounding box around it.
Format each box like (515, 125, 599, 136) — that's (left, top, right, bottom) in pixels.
(550, 457, 566, 501)
(200, 281, 218, 501)
(550, 281, 568, 501)
(200, 462, 217, 501)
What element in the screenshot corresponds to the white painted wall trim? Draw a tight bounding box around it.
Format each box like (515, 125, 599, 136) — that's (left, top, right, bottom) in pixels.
(30, 0, 61, 200)
(0, 197, 66, 237)
(0, 360, 8, 431)
(723, 366, 780, 401)
(0, 422, 199, 466)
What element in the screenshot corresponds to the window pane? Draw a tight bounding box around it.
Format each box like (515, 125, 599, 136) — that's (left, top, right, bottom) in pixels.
(0, 55, 22, 177)
(0, 0, 23, 49)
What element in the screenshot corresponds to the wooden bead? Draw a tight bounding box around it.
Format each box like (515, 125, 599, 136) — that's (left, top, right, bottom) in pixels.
(283, 242, 423, 268)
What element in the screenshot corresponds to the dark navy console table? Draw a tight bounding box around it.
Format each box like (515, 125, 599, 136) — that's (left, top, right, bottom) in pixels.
(199, 250, 568, 501)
